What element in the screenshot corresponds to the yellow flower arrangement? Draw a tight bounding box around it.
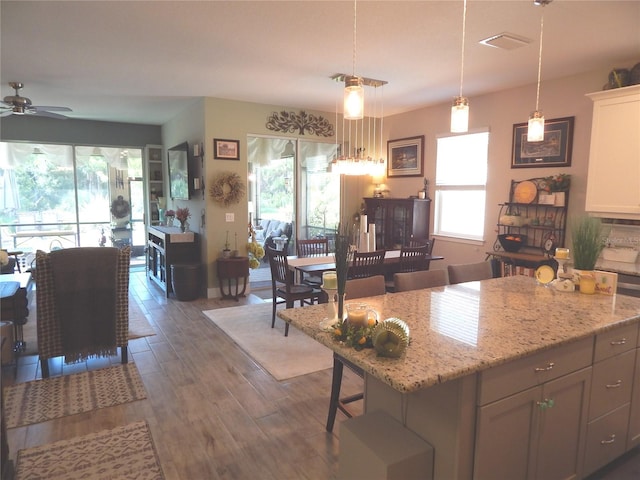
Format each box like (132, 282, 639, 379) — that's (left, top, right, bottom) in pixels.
(246, 220, 265, 269)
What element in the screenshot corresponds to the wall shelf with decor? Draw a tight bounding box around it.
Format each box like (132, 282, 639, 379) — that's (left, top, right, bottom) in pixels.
(145, 145, 164, 226)
(486, 177, 569, 275)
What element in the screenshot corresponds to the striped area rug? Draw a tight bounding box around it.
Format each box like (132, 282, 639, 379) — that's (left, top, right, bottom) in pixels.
(3, 363, 147, 428)
(16, 420, 164, 480)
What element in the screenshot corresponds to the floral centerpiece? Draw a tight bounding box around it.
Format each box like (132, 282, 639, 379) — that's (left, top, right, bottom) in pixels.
(246, 221, 265, 268)
(175, 207, 190, 232)
(332, 316, 377, 350)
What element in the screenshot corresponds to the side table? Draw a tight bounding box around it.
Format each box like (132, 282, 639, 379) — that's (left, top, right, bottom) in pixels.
(217, 256, 249, 300)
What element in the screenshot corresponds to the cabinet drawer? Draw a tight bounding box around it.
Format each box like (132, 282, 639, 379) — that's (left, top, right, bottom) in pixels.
(583, 403, 630, 477)
(593, 323, 638, 362)
(589, 349, 635, 420)
(478, 336, 593, 406)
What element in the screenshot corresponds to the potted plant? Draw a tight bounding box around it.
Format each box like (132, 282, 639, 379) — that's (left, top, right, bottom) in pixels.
(571, 215, 606, 294)
(222, 231, 231, 258)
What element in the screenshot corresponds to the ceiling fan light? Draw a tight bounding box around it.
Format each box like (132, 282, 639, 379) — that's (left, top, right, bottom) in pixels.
(451, 96, 469, 133)
(344, 75, 364, 120)
(527, 111, 545, 142)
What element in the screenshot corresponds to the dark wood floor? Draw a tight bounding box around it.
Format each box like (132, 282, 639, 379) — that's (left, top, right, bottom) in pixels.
(2, 269, 638, 479)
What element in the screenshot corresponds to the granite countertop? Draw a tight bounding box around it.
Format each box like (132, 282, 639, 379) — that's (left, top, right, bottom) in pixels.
(277, 276, 640, 393)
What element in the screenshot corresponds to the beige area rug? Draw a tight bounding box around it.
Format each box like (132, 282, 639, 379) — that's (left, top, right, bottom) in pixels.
(15, 420, 164, 480)
(3, 363, 147, 428)
(203, 303, 333, 381)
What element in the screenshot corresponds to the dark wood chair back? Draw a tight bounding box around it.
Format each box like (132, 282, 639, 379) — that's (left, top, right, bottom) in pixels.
(348, 249, 386, 279)
(265, 246, 320, 336)
(397, 244, 430, 273)
(296, 238, 329, 257)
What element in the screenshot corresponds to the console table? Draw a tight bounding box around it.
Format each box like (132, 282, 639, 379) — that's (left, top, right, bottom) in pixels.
(147, 226, 199, 298)
(216, 256, 249, 300)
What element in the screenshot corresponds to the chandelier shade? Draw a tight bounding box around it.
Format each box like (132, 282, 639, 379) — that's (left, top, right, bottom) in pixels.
(344, 75, 364, 120)
(451, 96, 469, 133)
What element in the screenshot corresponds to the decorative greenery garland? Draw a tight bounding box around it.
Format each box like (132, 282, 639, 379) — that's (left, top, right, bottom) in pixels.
(209, 172, 245, 206)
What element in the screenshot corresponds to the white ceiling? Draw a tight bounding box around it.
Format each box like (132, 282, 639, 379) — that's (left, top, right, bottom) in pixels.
(1, 0, 639, 125)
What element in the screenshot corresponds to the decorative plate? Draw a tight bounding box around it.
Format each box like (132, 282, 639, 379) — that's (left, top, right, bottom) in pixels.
(513, 180, 537, 204)
(535, 265, 555, 285)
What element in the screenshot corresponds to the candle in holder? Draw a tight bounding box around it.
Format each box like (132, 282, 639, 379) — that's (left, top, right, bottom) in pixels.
(322, 271, 337, 290)
(555, 248, 569, 259)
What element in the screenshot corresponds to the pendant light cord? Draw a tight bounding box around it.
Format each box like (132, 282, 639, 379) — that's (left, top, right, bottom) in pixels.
(352, 0, 357, 76)
(535, 8, 545, 111)
(458, 0, 468, 98)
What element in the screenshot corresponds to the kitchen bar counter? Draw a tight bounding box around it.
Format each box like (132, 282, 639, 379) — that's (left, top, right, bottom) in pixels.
(278, 276, 640, 479)
(278, 275, 640, 393)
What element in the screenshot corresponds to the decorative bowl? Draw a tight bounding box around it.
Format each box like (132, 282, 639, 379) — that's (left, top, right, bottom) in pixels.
(498, 234, 526, 253)
(372, 318, 410, 358)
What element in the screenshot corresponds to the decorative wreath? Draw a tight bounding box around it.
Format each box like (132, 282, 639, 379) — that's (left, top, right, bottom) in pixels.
(110, 195, 130, 219)
(209, 171, 246, 206)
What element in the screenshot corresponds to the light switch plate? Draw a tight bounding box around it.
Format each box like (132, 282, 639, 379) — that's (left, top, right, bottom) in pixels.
(225, 213, 234, 222)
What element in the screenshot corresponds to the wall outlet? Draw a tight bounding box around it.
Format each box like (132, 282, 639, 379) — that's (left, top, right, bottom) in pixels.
(225, 213, 234, 222)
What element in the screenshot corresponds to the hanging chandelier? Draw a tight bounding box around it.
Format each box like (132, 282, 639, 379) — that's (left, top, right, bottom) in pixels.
(528, 0, 552, 142)
(330, 0, 387, 176)
(451, 0, 469, 133)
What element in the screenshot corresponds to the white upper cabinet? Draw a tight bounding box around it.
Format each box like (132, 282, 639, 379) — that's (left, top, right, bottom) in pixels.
(585, 85, 640, 218)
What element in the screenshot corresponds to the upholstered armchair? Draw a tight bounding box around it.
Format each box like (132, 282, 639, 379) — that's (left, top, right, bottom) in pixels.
(35, 247, 130, 378)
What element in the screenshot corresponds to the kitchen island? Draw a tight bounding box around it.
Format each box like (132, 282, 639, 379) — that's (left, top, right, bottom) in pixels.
(278, 275, 640, 479)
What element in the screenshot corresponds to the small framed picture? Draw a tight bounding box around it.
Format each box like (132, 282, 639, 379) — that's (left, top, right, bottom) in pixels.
(214, 138, 240, 160)
(511, 116, 574, 168)
(387, 135, 424, 177)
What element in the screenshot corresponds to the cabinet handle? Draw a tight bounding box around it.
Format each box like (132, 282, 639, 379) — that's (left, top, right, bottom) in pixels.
(536, 398, 554, 409)
(610, 338, 627, 345)
(605, 380, 623, 389)
(600, 434, 616, 445)
(534, 362, 555, 372)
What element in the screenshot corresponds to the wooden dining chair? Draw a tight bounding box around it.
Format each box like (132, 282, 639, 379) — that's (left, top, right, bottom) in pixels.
(326, 275, 386, 433)
(296, 238, 329, 286)
(265, 246, 321, 336)
(394, 269, 449, 292)
(347, 249, 386, 279)
(447, 261, 494, 284)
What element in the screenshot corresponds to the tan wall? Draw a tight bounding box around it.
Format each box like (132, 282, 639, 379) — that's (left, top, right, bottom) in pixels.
(167, 63, 629, 296)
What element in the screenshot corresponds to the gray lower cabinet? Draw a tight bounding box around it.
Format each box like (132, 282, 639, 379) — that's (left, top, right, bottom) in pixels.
(628, 346, 640, 449)
(474, 367, 592, 480)
(583, 323, 639, 477)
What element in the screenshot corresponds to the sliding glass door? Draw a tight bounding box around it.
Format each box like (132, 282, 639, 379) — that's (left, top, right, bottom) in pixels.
(247, 136, 339, 254)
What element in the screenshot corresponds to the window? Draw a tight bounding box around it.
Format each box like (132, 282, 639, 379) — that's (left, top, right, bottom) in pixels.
(434, 130, 489, 241)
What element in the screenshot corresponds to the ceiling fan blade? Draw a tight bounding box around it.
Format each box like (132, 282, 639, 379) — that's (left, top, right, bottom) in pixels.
(31, 105, 72, 112)
(32, 110, 69, 119)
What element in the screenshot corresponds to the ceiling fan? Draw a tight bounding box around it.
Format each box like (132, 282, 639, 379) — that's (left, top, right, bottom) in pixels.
(1, 82, 72, 119)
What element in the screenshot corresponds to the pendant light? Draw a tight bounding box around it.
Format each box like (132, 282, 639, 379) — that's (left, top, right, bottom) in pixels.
(344, 0, 364, 120)
(528, 0, 552, 142)
(451, 0, 469, 133)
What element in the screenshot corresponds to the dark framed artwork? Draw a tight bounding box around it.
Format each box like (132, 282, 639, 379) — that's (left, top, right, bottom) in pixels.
(511, 116, 574, 168)
(214, 138, 240, 160)
(387, 135, 424, 177)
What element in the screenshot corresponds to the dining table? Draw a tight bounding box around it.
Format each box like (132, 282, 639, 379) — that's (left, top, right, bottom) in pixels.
(287, 250, 445, 283)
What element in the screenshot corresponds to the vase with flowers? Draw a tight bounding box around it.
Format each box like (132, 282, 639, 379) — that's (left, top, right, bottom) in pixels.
(176, 207, 190, 232)
(164, 209, 175, 227)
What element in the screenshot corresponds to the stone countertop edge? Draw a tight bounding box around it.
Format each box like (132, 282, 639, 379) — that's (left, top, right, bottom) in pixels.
(277, 276, 640, 393)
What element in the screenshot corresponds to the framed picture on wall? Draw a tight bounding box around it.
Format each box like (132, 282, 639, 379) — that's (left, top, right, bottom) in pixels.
(214, 138, 240, 160)
(387, 135, 424, 177)
(511, 116, 574, 168)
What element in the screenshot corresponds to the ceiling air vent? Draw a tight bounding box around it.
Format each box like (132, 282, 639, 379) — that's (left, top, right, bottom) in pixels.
(479, 32, 531, 50)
